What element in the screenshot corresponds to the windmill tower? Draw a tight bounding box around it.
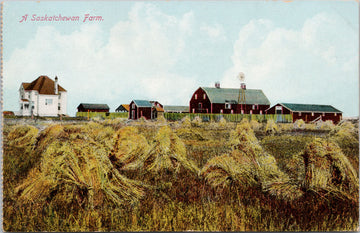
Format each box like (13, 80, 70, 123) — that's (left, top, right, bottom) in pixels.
(237, 72, 246, 113)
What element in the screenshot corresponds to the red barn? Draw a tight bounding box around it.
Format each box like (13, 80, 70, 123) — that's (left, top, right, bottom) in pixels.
(129, 100, 164, 120)
(77, 103, 110, 112)
(265, 103, 342, 124)
(189, 85, 270, 114)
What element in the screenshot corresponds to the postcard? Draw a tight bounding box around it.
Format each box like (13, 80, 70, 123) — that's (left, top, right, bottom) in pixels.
(2, 0, 359, 231)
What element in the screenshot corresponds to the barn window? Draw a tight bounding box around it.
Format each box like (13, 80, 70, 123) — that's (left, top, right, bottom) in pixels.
(241, 109, 244, 114)
(220, 109, 223, 113)
(260, 110, 263, 115)
(203, 94, 206, 99)
(192, 108, 195, 113)
(334, 113, 337, 116)
(311, 112, 314, 116)
(252, 105, 255, 110)
(198, 103, 202, 109)
(298, 112, 301, 116)
(225, 103, 231, 109)
(250, 110, 253, 114)
(132, 103, 135, 108)
(322, 112, 325, 116)
(231, 109, 234, 114)
(195, 94, 198, 100)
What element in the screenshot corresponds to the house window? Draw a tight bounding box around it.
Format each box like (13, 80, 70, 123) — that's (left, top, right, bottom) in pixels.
(24, 104, 29, 109)
(58, 103, 61, 110)
(45, 99, 53, 105)
(195, 94, 198, 100)
(225, 103, 231, 109)
(21, 104, 23, 110)
(203, 94, 206, 99)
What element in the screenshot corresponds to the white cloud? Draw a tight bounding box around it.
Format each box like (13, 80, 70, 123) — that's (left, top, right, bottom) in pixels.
(200, 23, 226, 41)
(221, 12, 358, 116)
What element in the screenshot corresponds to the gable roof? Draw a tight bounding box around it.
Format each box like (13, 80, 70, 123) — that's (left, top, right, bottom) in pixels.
(116, 104, 130, 112)
(201, 87, 270, 105)
(77, 103, 110, 110)
(280, 103, 342, 113)
(132, 100, 153, 107)
(22, 76, 66, 94)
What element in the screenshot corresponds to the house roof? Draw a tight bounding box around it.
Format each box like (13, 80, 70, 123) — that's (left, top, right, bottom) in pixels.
(279, 103, 342, 113)
(116, 104, 130, 112)
(155, 106, 164, 112)
(77, 103, 110, 110)
(201, 87, 270, 105)
(22, 76, 66, 94)
(163, 105, 189, 112)
(132, 100, 153, 107)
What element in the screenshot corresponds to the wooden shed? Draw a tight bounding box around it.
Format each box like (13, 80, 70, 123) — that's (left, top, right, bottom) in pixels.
(77, 103, 110, 113)
(265, 103, 342, 123)
(189, 86, 270, 114)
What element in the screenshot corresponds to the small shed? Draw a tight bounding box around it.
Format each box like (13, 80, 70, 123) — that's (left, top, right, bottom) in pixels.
(77, 103, 110, 113)
(115, 104, 130, 112)
(129, 100, 164, 120)
(265, 103, 342, 124)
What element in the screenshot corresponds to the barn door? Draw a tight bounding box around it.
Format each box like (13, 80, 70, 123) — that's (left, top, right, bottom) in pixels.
(131, 110, 135, 120)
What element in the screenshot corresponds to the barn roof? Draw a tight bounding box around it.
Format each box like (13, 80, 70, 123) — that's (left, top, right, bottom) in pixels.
(22, 76, 66, 94)
(201, 87, 270, 105)
(280, 103, 342, 113)
(132, 100, 152, 107)
(115, 104, 130, 112)
(163, 105, 189, 112)
(77, 103, 110, 110)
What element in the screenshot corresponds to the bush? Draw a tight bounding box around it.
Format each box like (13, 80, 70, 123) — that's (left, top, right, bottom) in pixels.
(293, 119, 305, 130)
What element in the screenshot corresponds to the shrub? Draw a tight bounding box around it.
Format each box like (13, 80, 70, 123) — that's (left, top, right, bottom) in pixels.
(181, 116, 192, 128)
(250, 119, 262, 131)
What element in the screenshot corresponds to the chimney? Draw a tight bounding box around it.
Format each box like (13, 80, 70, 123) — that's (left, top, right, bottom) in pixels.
(215, 82, 220, 88)
(54, 76, 58, 94)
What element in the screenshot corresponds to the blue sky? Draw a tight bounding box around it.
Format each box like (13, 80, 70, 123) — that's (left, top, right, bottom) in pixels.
(3, 1, 359, 117)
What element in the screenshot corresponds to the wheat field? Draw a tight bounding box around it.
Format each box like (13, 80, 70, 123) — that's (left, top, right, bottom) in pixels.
(3, 117, 359, 231)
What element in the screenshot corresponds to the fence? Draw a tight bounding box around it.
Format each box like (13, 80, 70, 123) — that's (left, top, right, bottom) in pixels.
(164, 113, 293, 123)
(76, 112, 128, 119)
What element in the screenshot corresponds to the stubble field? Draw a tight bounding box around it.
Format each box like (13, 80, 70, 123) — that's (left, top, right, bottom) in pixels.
(3, 116, 359, 231)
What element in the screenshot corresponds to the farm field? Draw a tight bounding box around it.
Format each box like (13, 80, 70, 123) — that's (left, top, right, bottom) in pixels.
(3, 117, 359, 231)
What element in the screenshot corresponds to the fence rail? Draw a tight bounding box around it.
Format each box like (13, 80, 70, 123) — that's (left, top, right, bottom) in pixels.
(76, 112, 128, 119)
(164, 113, 293, 123)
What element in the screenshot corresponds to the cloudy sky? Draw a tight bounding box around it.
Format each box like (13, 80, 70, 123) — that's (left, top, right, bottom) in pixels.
(3, 1, 359, 117)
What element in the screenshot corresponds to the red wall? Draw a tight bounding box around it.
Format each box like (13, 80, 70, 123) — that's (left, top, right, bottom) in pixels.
(129, 101, 153, 120)
(189, 87, 269, 114)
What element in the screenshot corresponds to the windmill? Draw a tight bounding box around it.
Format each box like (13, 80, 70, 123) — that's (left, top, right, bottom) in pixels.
(237, 72, 246, 113)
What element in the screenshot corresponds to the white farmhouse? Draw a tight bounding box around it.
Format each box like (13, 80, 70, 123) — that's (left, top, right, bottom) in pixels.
(19, 76, 67, 117)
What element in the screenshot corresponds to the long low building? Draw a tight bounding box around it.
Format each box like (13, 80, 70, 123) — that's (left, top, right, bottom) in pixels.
(265, 103, 342, 123)
(77, 103, 110, 112)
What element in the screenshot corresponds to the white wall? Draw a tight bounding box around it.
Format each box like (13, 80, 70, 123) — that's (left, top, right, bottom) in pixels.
(58, 91, 67, 115)
(38, 95, 59, 116)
